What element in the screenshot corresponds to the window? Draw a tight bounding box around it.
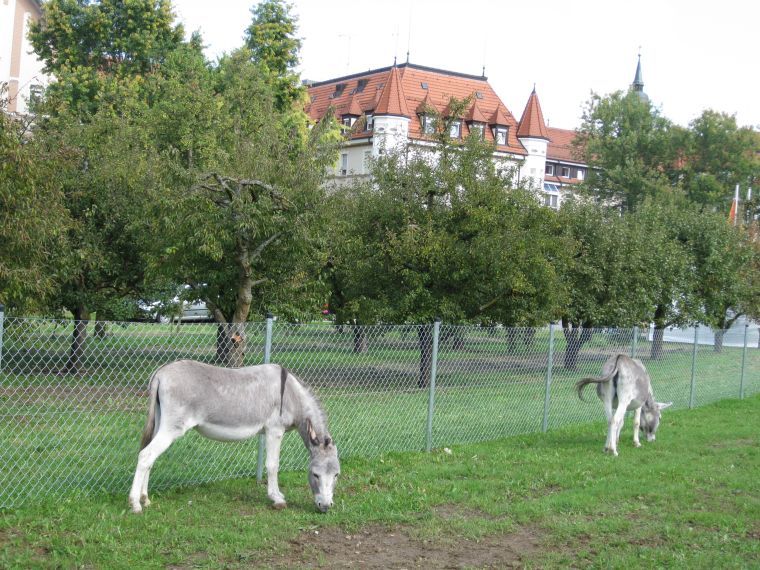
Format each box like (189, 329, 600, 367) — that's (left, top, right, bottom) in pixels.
(577, 169, 585, 180)
(365, 114, 374, 131)
(449, 120, 461, 139)
(340, 153, 348, 176)
(342, 116, 355, 127)
(493, 126, 508, 145)
(545, 164, 555, 176)
(544, 194, 559, 208)
(469, 123, 484, 139)
(560, 166, 570, 178)
(330, 83, 346, 99)
(421, 115, 436, 135)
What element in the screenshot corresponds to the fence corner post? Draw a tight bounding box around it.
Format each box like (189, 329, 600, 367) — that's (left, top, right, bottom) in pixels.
(740, 323, 748, 400)
(630, 325, 638, 358)
(257, 313, 274, 483)
(689, 325, 699, 409)
(425, 318, 441, 452)
(542, 323, 555, 433)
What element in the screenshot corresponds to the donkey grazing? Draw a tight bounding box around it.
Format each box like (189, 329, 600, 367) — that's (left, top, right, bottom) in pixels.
(576, 354, 672, 456)
(129, 360, 340, 514)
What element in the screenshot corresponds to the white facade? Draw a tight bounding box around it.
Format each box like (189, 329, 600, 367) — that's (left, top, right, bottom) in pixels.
(517, 136, 548, 191)
(1, 0, 47, 114)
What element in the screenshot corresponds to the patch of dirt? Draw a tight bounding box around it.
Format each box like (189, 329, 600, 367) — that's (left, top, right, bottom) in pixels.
(265, 523, 542, 569)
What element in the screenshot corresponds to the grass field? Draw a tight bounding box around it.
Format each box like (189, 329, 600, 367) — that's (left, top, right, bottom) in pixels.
(1, 320, 759, 511)
(0, 393, 758, 568)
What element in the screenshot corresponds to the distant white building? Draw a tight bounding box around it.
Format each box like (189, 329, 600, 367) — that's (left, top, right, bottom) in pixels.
(305, 61, 587, 208)
(1, 0, 47, 114)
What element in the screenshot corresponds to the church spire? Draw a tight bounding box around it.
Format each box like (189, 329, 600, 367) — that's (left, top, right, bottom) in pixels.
(631, 53, 649, 102)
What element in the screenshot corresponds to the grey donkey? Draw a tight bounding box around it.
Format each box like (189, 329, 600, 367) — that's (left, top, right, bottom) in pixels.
(576, 354, 672, 456)
(129, 360, 340, 513)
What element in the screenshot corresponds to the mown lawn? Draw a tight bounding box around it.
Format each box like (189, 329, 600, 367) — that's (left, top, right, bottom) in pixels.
(1, 394, 758, 569)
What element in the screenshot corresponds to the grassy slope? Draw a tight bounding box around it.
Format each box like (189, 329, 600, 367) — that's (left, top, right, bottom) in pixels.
(1, 394, 758, 569)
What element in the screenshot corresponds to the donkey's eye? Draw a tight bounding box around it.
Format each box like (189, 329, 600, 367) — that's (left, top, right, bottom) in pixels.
(313, 473, 320, 480)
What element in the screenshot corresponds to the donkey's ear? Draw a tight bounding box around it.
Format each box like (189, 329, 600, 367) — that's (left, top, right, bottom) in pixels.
(657, 401, 673, 410)
(307, 418, 319, 446)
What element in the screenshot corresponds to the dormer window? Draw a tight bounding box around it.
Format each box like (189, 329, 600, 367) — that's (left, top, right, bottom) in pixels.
(365, 113, 374, 131)
(469, 123, 485, 140)
(493, 126, 508, 146)
(342, 116, 356, 127)
(449, 120, 462, 139)
(420, 114, 436, 135)
(330, 83, 347, 99)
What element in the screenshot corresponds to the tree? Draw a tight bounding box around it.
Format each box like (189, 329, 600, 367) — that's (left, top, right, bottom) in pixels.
(329, 107, 569, 384)
(575, 90, 680, 212)
(0, 90, 70, 312)
(555, 199, 658, 368)
(244, 0, 303, 112)
(29, 0, 184, 116)
(680, 111, 760, 210)
(143, 49, 338, 366)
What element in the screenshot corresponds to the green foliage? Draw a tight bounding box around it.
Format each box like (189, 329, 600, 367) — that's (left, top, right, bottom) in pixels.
(575, 90, 680, 211)
(328, 123, 568, 325)
(244, 0, 304, 112)
(143, 49, 337, 323)
(0, 101, 70, 312)
(680, 110, 760, 209)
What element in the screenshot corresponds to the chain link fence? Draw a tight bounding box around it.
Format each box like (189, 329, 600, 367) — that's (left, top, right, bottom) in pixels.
(0, 309, 758, 508)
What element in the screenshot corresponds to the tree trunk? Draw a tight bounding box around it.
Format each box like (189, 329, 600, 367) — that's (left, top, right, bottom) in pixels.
(650, 326, 665, 360)
(713, 329, 724, 353)
(417, 325, 433, 388)
(216, 322, 246, 367)
(562, 322, 593, 370)
(65, 305, 89, 374)
(353, 326, 368, 353)
(94, 320, 107, 339)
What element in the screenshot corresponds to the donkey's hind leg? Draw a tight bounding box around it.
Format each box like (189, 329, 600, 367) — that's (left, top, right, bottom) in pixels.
(632, 408, 642, 447)
(129, 428, 182, 514)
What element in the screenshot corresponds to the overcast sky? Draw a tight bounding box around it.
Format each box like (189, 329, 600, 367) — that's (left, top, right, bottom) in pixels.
(171, 0, 759, 131)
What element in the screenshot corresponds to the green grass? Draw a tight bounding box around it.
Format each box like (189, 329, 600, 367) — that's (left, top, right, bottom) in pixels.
(1, 394, 758, 568)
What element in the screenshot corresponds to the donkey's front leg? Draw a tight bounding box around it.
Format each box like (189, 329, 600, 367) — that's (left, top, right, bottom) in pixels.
(632, 407, 642, 447)
(265, 427, 287, 509)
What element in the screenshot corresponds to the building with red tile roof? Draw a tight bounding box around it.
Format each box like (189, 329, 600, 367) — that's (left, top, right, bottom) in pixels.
(307, 61, 591, 208)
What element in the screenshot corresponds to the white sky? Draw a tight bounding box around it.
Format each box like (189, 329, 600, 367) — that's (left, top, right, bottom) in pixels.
(171, 0, 759, 130)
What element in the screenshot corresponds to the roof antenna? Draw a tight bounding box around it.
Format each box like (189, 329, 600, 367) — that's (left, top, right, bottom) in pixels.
(393, 56, 397, 66)
(406, 1, 412, 64)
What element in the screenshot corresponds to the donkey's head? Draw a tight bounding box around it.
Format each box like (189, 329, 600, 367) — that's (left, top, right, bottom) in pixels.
(306, 419, 340, 513)
(641, 401, 673, 442)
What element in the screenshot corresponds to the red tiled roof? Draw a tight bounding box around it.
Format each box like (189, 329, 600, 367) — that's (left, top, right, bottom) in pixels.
(466, 99, 487, 123)
(306, 63, 526, 153)
(489, 105, 510, 126)
(375, 66, 410, 117)
(345, 93, 363, 116)
(546, 126, 582, 163)
(517, 89, 549, 140)
(416, 90, 438, 114)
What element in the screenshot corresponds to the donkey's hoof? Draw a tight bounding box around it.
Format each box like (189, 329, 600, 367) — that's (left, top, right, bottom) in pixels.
(130, 503, 143, 514)
(272, 501, 287, 510)
(140, 495, 151, 507)
(634, 442, 642, 448)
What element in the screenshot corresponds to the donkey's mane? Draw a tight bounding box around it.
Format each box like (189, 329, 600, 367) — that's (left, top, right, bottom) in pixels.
(287, 368, 329, 437)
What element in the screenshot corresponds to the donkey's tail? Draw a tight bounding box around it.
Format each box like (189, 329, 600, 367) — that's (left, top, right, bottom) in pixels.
(139, 369, 161, 450)
(575, 355, 622, 402)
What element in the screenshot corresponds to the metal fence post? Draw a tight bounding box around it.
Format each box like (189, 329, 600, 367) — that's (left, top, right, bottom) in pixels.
(740, 323, 748, 400)
(542, 323, 555, 433)
(425, 319, 441, 452)
(689, 325, 699, 409)
(0, 304, 4, 371)
(630, 325, 638, 358)
(257, 313, 274, 482)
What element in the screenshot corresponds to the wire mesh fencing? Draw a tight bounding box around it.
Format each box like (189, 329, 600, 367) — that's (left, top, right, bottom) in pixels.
(0, 311, 758, 508)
